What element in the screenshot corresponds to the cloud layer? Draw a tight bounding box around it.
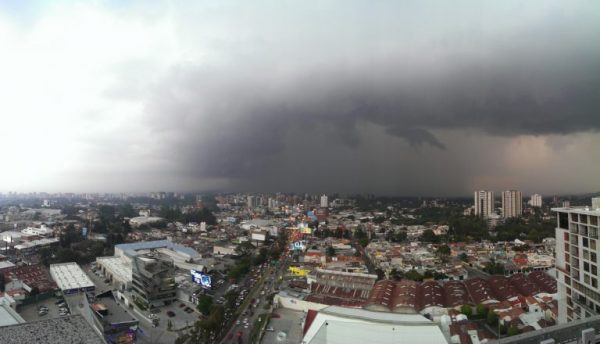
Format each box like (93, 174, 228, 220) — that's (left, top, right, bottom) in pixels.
(1, 1, 599, 195)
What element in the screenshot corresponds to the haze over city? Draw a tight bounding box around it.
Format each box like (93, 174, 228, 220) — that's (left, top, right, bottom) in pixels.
(1, 0, 599, 195)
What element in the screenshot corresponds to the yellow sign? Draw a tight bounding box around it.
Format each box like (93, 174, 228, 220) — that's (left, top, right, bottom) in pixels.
(288, 266, 311, 277)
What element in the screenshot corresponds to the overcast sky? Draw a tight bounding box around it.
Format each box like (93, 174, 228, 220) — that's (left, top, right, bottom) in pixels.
(1, 0, 599, 196)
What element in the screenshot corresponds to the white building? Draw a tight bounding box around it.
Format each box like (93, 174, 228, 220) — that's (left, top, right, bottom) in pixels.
(96, 256, 132, 291)
(502, 190, 523, 218)
(21, 224, 53, 236)
(302, 306, 446, 344)
(593, 197, 600, 210)
(554, 204, 600, 324)
(474, 190, 494, 218)
(530, 194, 543, 208)
(320, 194, 328, 208)
(50, 262, 95, 295)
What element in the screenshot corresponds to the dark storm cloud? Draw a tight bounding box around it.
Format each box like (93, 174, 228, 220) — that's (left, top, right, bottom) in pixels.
(137, 0, 600, 191)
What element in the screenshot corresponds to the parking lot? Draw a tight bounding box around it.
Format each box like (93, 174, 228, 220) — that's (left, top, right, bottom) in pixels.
(18, 296, 70, 322)
(261, 308, 304, 344)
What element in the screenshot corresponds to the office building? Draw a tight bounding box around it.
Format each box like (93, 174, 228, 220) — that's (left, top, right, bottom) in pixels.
(131, 252, 176, 308)
(530, 194, 543, 208)
(320, 194, 328, 208)
(474, 190, 494, 218)
(502, 190, 523, 218)
(554, 204, 600, 324)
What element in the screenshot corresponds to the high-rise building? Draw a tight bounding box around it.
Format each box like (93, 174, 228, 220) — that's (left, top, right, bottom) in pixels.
(501, 190, 522, 218)
(473, 190, 494, 218)
(320, 194, 328, 208)
(554, 204, 600, 324)
(247, 195, 255, 208)
(530, 194, 543, 207)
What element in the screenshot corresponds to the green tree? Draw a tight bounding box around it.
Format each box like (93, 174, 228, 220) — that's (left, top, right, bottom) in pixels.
(476, 304, 488, 319)
(419, 229, 440, 243)
(507, 326, 520, 336)
(459, 252, 469, 262)
(437, 244, 451, 256)
(487, 311, 498, 326)
(326, 246, 336, 257)
(197, 295, 213, 315)
(460, 304, 472, 318)
(404, 269, 424, 282)
(235, 241, 255, 256)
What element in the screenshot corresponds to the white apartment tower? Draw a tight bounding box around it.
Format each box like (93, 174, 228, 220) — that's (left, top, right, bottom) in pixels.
(474, 190, 494, 218)
(530, 194, 543, 207)
(320, 194, 328, 208)
(554, 204, 600, 324)
(502, 190, 523, 218)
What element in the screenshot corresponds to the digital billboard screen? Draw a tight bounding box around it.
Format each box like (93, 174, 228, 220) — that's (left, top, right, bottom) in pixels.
(190, 270, 211, 289)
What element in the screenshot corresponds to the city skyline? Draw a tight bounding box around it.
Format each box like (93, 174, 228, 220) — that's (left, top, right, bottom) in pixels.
(1, 1, 599, 195)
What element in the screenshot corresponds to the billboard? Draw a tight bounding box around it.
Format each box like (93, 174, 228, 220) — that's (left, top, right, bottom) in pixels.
(290, 241, 305, 251)
(190, 270, 211, 289)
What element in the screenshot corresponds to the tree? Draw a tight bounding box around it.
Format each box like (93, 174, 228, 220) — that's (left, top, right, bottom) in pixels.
(326, 246, 336, 257)
(235, 241, 255, 257)
(419, 229, 440, 243)
(197, 295, 213, 315)
(404, 269, 424, 282)
(507, 326, 520, 336)
(437, 244, 451, 256)
(459, 252, 469, 262)
(460, 304, 472, 318)
(487, 311, 498, 326)
(476, 304, 488, 319)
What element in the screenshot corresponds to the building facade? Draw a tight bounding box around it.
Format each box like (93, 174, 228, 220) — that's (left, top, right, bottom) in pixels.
(554, 205, 600, 324)
(502, 190, 523, 218)
(530, 194, 543, 208)
(320, 195, 328, 208)
(131, 252, 176, 308)
(474, 190, 494, 218)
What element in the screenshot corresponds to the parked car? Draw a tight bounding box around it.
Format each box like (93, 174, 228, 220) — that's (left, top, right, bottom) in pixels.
(266, 327, 275, 332)
(166, 311, 176, 317)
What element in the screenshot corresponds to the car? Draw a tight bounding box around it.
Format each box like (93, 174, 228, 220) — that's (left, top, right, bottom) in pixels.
(236, 331, 243, 338)
(38, 311, 48, 316)
(54, 300, 64, 305)
(244, 324, 249, 329)
(166, 311, 176, 317)
(243, 318, 248, 323)
(266, 327, 275, 332)
(236, 320, 241, 325)
(179, 303, 185, 308)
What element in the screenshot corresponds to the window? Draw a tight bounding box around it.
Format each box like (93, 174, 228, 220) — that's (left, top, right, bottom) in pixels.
(584, 262, 590, 272)
(592, 252, 597, 262)
(591, 240, 597, 250)
(593, 265, 597, 275)
(585, 274, 590, 284)
(584, 250, 590, 260)
(593, 278, 598, 288)
(583, 238, 589, 247)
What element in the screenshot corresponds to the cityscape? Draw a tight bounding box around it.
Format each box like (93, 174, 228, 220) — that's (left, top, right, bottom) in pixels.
(1, 1, 600, 344)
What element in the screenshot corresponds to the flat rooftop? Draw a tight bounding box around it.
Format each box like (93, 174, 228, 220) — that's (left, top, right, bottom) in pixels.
(93, 292, 138, 325)
(50, 262, 95, 291)
(96, 256, 132, 282)
(116, 239, 199, 258)
(552, 206, 600, 215)
(0, 314, 105, 344)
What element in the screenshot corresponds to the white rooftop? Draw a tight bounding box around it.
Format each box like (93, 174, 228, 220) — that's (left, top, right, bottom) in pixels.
(96, 256, 132, 282)
(304, 306, 446, 344)
(50, 263, 95, 291)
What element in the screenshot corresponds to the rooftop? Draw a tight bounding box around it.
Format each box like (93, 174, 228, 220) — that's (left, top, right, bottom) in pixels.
(50, 262, 95, 291)
(116, 239, 199, 258)
(0, 315, 105, 344)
